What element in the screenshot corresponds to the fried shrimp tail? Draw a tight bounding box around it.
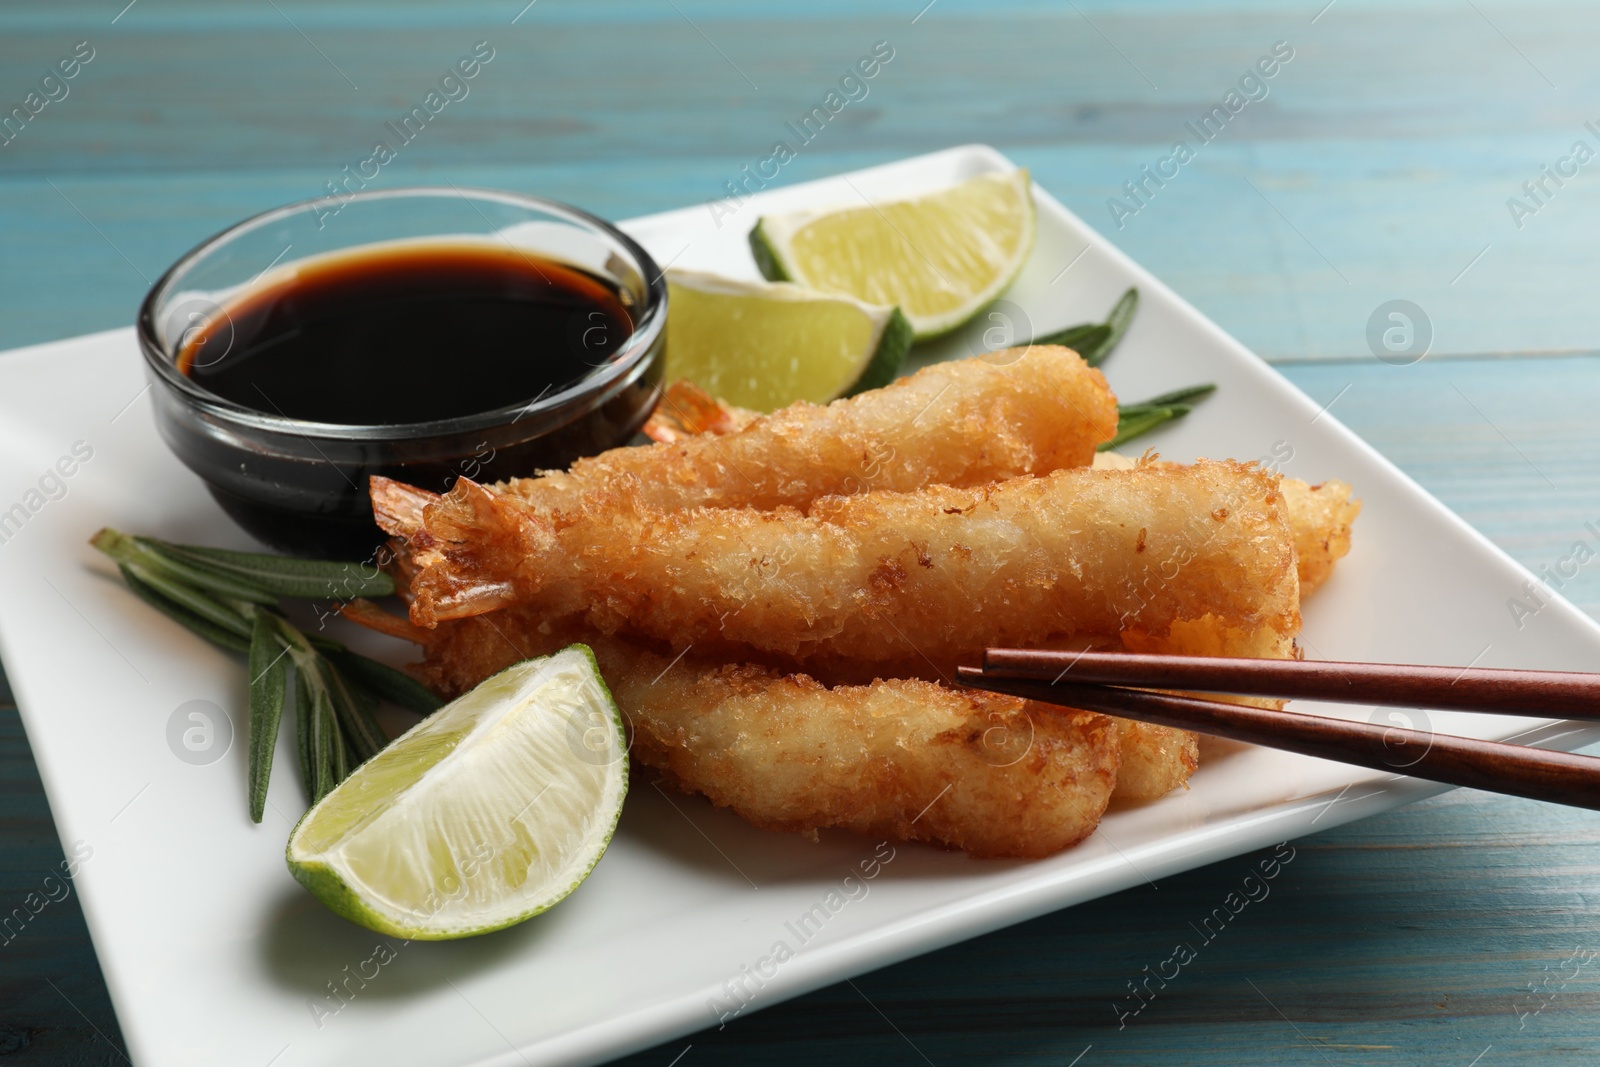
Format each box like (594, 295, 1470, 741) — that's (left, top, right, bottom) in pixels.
(640, 380, 757, 442)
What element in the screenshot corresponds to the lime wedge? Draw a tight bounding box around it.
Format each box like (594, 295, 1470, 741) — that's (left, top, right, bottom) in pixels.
(749, 170, 1036, 342)
(286, 645, 626, 940)
(664, 268, 912, 411)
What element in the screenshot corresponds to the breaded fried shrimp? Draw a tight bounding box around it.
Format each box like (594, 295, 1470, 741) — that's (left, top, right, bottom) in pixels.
(403, 611, 1121, 859)
(395, 460, 1301, 673)
(496, 344, 1116, 513)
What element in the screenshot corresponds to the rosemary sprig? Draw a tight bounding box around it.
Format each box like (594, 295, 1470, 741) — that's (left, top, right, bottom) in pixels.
(1031, 287, 1139, 366)
(116, 563, 252, 654)
(1099, 288, 1139, 365)
(90, 528, 440, 822)
(295, 668, 314, 808)
(247, 613, 288, 822)
(93, 528, 278, 605)
(1099, 383, 1218, 451)
(147, 538, 395, 600)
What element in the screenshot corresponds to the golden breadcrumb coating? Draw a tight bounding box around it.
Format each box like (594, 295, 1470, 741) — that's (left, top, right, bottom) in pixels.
(409, 612, 1120, 859)
(1093, 452, 1359, 596)
(393, 460, 1301, 678)
(500, 345, 1116, 513)
(1109, 720, 1200, 802)
(1278, 478, 1361, 594)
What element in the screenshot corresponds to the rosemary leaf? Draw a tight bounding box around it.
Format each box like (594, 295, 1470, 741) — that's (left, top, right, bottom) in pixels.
(134, 540, 280, 604)
(307, 674, 338, 805)
(1121, 383, 1217, 411)
(1090, 287, 1139, 367)
(92, 528, 277, 605)
(1101, 381, 1218, 450)
(303, 630, 345, 654)
(342, 669, 381, 719)
(295, 667, 314, 803)
(326, 649, 444, 715)
(317, 658, 388, 763)
(120, 560, 253, 642)
(247, 613, 289, 823)
(152, 540, 395, 600)
(1098, 406, 1190, 451)
(281, 623, 334, 804)
(1030, 321, 1109, 352)
(331, 709, 350, 784)
(1022, 287, 1139, 366)
(286, 633, 365, 799)
(116, 564, 252, 654)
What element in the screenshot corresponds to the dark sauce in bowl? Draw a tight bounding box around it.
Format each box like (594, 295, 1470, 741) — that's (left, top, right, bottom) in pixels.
(179, 242, 634, 424)
(142, 232, 664, 558)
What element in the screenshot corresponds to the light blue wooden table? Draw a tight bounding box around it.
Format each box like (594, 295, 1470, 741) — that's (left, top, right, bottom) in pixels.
(6, 1, 1600, 1063)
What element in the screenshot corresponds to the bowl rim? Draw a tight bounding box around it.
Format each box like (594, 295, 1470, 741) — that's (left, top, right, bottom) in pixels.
(135, 185, 667, 442)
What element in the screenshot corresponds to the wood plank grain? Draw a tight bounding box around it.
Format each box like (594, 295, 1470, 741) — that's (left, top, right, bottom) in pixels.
(1286, 357, 1600, 621)
(2, 4, 1600, 357)
(0, 703, 129, 1065)
(3, 2, 1593, 173)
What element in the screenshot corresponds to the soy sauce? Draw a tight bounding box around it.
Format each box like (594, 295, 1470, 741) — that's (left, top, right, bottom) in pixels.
(178, 240, 634, 424)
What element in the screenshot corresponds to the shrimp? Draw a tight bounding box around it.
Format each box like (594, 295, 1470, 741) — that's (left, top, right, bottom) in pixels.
(494, 345, 1116, 514)
(397, 609, 1121, 859)
(387, 460, 1302, 676)
(372, 346, 1117, 625)
(636, 375, 1359, 600)
(640, 413, 1360, 600)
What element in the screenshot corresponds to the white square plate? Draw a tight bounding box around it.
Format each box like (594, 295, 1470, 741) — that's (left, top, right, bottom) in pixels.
(4, 145, 1597, 1067)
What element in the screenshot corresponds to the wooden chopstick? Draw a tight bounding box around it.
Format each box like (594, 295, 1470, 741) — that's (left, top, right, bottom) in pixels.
(955, 670, 1600, 811)
(979, 649, 1600, 720)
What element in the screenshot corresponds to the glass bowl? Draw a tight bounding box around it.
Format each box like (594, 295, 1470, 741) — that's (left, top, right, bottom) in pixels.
(136, 187, 666, 557)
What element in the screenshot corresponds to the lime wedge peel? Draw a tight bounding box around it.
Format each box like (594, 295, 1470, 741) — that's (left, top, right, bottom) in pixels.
(749, 169, 1036, 342)
(664, 269, 913, 412)
(286, 645, 627, 940)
